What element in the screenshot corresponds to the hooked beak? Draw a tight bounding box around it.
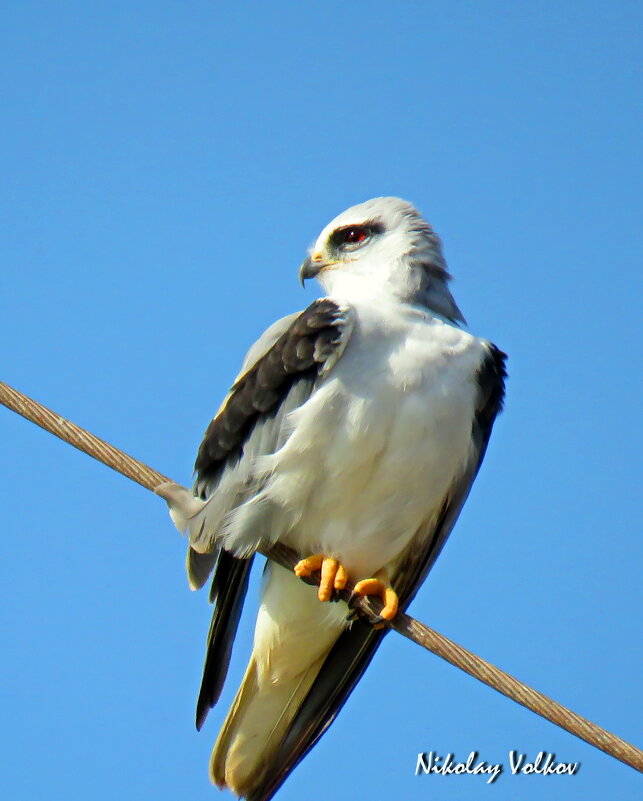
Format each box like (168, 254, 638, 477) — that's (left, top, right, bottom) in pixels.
(299, 253, 325, 287)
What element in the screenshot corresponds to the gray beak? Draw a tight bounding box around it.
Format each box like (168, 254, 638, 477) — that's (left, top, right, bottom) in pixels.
(299, 256, 322, 287)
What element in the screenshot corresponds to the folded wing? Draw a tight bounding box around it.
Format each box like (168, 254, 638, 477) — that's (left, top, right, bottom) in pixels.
(246, 344, 507, 801)
(184, 300, 355, 729)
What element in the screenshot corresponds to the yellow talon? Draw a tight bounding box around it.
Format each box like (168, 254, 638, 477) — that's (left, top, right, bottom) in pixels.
(351, 576, 399, 622)
(294, 554, 348, 602)
(294, 554, 324, 577)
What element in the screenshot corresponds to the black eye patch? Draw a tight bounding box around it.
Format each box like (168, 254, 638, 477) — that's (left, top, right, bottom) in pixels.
(329, 220, 384, 250)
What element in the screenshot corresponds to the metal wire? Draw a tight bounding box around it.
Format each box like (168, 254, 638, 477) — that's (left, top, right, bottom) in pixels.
(1, 379, 641, 774)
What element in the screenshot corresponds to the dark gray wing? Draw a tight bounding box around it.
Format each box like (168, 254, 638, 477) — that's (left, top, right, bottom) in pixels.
(195, 550, 252, 730)
(247, 343, 507, 801)
(192, 299, 354, 730)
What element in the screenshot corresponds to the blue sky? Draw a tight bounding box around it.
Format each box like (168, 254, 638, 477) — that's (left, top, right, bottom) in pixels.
(1, 2, 641, 800)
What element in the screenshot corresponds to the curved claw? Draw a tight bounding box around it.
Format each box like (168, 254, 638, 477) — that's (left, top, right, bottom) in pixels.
(349, 577, 399, 625)
(294, 554, 348, 602)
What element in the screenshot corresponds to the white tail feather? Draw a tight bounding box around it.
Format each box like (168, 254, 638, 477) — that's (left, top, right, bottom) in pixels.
(154, 482, 208, 536)
(210, 653, 326, 796)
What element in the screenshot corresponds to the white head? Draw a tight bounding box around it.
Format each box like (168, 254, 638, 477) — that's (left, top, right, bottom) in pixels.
(299, 196, 464, 323)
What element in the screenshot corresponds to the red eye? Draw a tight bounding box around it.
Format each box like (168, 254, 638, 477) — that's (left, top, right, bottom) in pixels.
(329, 224, 375, 250)
(344, 227, 367, 244)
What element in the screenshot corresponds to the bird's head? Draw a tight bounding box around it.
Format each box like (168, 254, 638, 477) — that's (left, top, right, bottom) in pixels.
(299, 196, 465, 324)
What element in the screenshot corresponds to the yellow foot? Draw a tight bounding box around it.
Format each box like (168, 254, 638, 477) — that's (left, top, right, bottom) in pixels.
(349, 575, 399, 626)
(294, 554, 348, 602)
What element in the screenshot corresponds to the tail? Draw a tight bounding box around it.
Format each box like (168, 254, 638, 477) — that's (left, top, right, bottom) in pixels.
(210, 653, 326, 797)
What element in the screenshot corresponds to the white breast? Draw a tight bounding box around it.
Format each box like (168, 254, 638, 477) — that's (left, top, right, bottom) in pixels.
(248, 301, 487, 578)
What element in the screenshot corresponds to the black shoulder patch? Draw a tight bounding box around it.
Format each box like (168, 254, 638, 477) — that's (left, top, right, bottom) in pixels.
(195, 299, 345, 484)
(475, 343, 507, 435)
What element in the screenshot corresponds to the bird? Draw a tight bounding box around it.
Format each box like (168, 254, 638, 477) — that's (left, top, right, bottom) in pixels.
(158, 196, 506, 800)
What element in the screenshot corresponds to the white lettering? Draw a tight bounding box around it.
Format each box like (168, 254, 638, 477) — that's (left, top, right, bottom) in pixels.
(416, 749, 578, 782)
(509, 750, 525, 773)
(415, 752, 431, 775)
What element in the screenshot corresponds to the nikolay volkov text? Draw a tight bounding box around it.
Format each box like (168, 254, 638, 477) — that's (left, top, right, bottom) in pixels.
(415, 751, 579, 784)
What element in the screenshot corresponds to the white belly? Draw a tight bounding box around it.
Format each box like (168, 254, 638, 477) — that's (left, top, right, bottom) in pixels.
(256, 307, 485, 579)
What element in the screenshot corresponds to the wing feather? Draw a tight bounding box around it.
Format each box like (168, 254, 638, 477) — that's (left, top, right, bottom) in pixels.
(191, 300, 354, 728)
(195, 551, 253, 730)
(247, 343, 507, 801)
